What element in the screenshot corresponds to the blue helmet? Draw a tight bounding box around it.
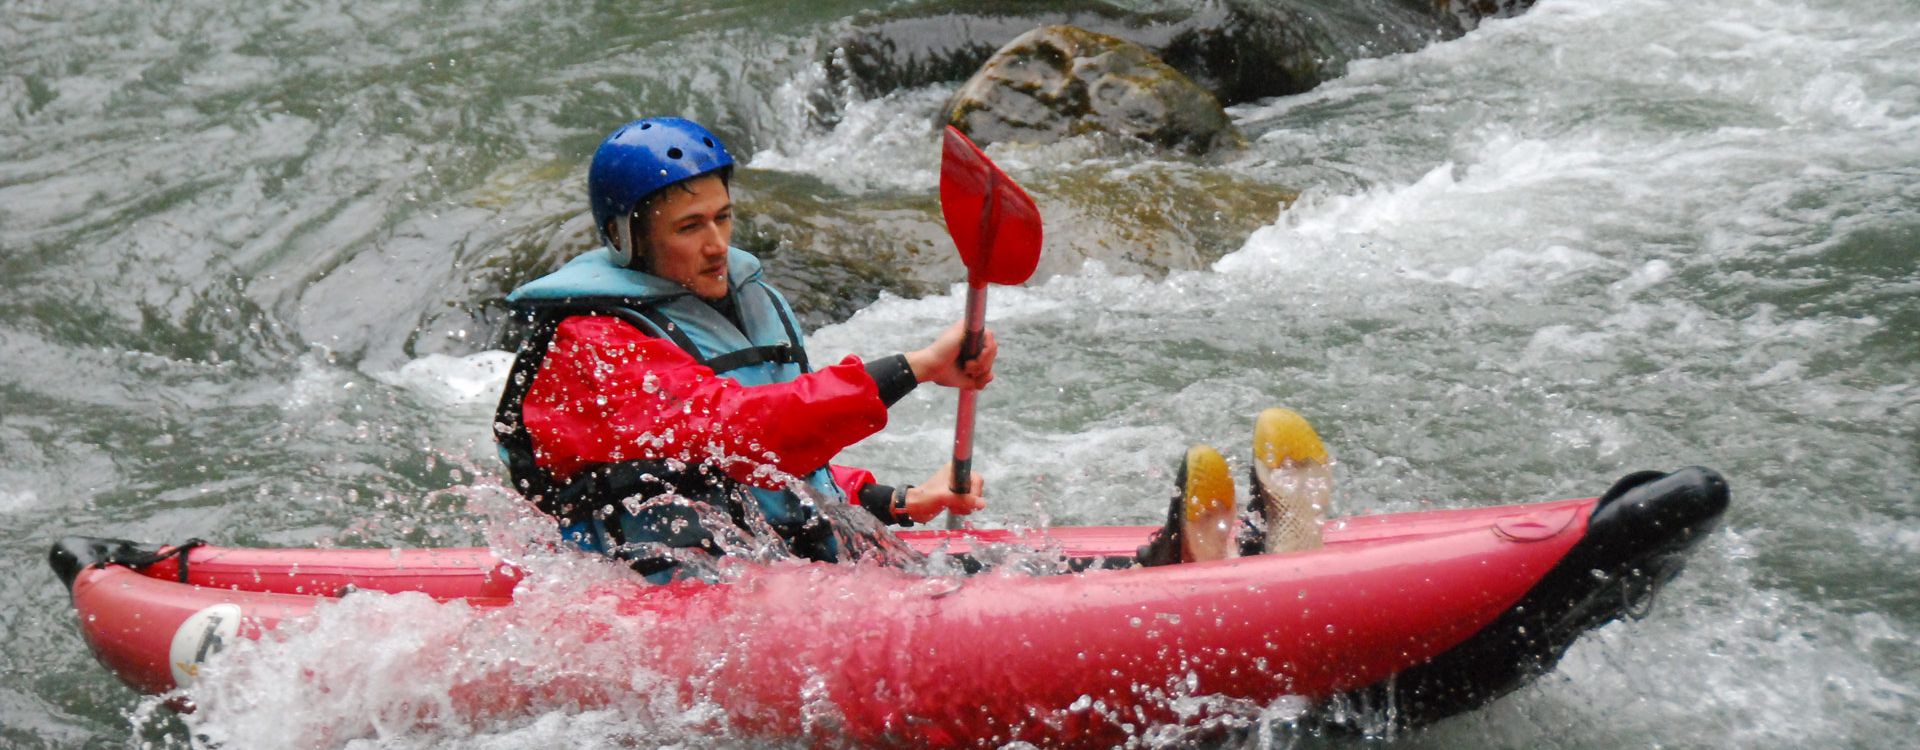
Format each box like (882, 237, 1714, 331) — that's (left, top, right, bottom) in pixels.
(588, 117, 735, 266)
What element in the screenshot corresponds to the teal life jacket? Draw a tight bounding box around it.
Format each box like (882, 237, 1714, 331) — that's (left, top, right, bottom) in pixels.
(492, 247, 843, 552)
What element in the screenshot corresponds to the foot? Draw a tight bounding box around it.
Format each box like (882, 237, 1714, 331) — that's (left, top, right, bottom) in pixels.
(1245, 408, 1332, 555)
(1138, 445, 1238, 566)
(1179, 445, 1237, 562)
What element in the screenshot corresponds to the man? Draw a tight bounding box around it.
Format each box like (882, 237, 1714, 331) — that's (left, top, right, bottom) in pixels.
(493, 117, 994, 581)
(495, 117, 1332, 580)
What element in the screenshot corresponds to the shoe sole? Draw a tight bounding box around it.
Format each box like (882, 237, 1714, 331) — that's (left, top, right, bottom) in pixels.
(1181, 445, 1236, 563)
(1253, 408, 1330, 553)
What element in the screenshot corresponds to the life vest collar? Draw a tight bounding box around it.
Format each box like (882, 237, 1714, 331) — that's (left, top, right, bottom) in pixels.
(507, 246, 766, 305)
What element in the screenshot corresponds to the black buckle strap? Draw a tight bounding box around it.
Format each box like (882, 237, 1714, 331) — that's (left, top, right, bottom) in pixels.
(95, 538, 208, 582)
(616, 298, 808, 376)
(703, 343, 806, 375)
(759, 283, 811, 373)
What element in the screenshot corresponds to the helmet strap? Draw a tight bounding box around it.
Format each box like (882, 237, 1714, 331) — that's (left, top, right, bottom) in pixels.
(610, 214, 639, 269)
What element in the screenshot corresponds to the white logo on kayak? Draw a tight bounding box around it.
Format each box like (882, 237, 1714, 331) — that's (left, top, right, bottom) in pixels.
(168, 603, 242, 688)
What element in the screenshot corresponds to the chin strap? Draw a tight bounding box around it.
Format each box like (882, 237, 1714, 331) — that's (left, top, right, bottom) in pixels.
(610, 215, 638, 268)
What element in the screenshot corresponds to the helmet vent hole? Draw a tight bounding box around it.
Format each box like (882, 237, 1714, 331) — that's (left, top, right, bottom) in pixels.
(639, 122, 652, 130)
(703, 137, 713, 147)
(667, 147, 683, 159)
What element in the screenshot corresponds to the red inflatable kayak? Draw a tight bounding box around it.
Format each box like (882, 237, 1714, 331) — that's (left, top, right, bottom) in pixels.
(50, 467, 1726, 746)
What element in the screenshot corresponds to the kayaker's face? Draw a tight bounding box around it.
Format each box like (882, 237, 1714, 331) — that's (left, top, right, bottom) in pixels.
(641, 174, 733, 301)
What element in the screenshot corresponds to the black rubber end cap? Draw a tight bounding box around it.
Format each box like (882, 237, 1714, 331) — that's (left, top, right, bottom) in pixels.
(48, 536, 162, 592)
(1588, 466, 1731, 559)
(1316, 466, 1732, 733)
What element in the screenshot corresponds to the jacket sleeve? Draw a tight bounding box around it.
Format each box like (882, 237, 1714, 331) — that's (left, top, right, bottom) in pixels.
(830, 464, 914, 526)
(521, 314, 890, 489)
(829, 464, 878, 498)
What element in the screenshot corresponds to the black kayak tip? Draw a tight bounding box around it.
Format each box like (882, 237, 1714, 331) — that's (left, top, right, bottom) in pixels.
(48, 536, 165, 592)
(1320, 466, 1731, 732)
(1588, 465, 1731, 561)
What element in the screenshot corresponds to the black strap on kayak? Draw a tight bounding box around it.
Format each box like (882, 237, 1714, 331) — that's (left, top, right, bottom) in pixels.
(49, 537, 196, 591)
(107, 538, 207, 582)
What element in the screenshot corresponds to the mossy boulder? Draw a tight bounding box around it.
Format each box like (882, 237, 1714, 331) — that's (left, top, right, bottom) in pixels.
(824, 2, 1155, 102)
(825, 0, 1462, 115)
(941, 25, 1245, 154)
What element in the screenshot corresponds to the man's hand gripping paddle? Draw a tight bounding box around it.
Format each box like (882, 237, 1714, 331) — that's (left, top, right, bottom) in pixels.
(940, 126, 1043, 500)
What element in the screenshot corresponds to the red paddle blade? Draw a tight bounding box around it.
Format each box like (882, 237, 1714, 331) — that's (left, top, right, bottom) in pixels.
(940, 126, 1043, 286)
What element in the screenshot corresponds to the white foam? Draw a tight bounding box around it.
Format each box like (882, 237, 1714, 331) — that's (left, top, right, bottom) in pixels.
(0, 489, 36, 513)
(376, 351, 515, 406)
(1216, 0, 1920, 302)
(749, 84, 948, 194)
(283, 351, 354, 411)
(1608, 259, 1673, 298)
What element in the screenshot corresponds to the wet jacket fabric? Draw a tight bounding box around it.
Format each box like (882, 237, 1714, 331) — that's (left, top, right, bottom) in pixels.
(494, 247, 895, 575)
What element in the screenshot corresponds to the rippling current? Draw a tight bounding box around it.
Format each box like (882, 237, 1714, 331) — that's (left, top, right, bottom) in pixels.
(2, 0, 1915, 747)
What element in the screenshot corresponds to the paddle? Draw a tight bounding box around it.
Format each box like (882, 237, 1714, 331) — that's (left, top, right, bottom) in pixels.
(938, 125, 1043, 501)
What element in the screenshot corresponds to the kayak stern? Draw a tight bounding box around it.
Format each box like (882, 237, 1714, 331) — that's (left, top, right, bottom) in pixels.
(1325, 466, 1731, 730)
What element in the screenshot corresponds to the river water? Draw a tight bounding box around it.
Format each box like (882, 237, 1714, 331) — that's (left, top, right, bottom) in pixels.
(3, 0, 1915, 747)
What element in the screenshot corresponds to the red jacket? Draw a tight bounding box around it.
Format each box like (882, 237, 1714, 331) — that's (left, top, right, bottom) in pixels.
(520, 314, 886, 498)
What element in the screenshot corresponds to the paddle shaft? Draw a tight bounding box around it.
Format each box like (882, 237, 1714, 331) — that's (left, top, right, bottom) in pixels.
(949, 284, 987, 494)
(937, 125, 1043, 509)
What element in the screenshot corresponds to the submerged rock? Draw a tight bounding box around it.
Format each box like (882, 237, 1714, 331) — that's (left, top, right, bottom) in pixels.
(942, 25, 1244, 154)
(1438, 0, 1540, 30)
(1152, 0, 1457, 106)
(824, 2, 1156, 102)
(825, 0, 1461, 112)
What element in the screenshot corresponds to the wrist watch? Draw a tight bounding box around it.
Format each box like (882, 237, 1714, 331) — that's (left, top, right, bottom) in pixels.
(892, 485, 916, 526)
